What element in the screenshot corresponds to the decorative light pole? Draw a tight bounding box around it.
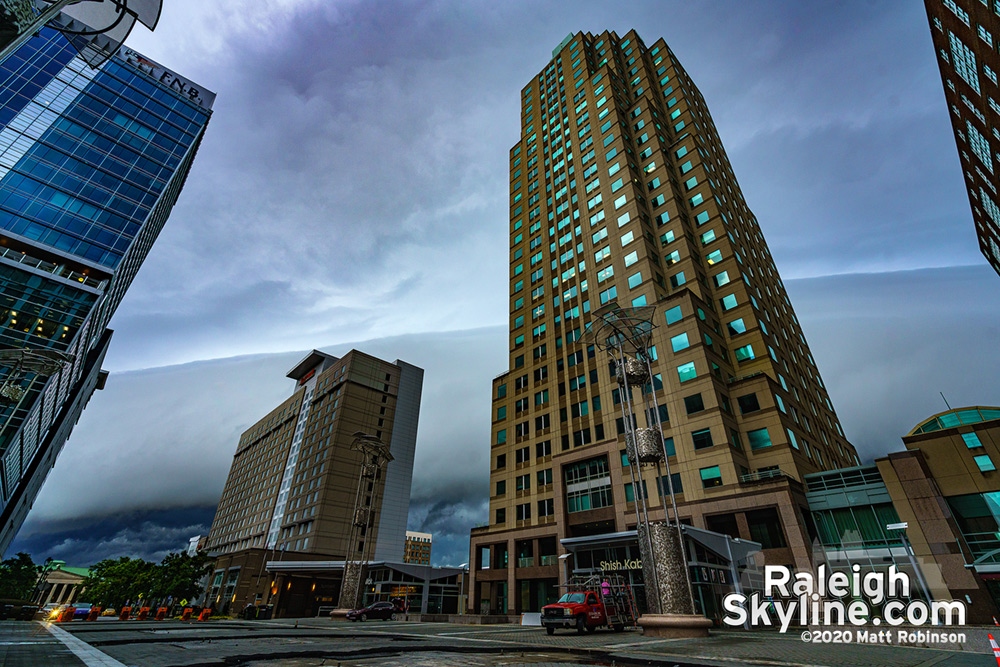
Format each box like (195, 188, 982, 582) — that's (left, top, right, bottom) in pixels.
(582, 303, 711, 637)
(0, 0, 162, 69)
(335, 432, 393, 613)
(886, 522, 932, 601)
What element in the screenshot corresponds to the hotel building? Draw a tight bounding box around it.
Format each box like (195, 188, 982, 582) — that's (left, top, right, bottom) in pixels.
(204, 349, 423, 617)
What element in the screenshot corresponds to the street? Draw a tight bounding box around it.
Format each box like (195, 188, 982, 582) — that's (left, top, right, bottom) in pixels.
(0, 618, 995, 667)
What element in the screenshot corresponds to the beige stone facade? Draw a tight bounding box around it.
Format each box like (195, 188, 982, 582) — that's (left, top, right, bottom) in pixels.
(875, 407, 1000, 623)
(205, 350, 423, 616)
(404, 531, 432, 565)
(470, 29, 860, 616)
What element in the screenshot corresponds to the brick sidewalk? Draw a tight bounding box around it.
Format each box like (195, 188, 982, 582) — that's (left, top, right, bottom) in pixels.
(0, 621, 87, 667)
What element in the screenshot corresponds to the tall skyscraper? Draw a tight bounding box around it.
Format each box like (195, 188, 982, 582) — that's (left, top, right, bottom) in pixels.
(469, 30, 861, 616)
(924, 0, 1000, 276)
(0, 27, 214, 555)
(204, 350, 423, 616)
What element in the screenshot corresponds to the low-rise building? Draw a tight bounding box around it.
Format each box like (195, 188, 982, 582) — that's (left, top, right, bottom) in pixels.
(33, 562, 89, 606)
(404, 531, 432, 565)
(806, 406, 1000, 624)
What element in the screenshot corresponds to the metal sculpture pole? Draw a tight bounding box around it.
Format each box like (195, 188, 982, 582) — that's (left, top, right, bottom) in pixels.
(612, 338, 660, 609)
(582, 304, 706, 635)
(337, 432, 393, 612)
(639, 352, 695, 614)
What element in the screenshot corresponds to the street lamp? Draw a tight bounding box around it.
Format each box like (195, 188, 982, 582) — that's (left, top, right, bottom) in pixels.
(458, 563, 468, 615)
(335, 432, 393, 614)
(886, 522, 932, 601)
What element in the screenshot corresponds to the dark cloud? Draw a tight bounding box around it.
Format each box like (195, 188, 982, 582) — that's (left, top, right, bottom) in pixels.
(98, 1, 983, 372)
(12, 508, 216, 566)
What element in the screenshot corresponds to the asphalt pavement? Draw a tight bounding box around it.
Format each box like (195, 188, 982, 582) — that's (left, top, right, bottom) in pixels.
(6, 617, 998, 667)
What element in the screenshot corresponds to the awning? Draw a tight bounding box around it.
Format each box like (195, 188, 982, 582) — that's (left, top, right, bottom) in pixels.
(264, 560, 466, 580)
(560, 525, 761, 563)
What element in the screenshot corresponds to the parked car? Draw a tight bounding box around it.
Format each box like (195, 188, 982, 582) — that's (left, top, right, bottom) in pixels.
(42, 604, 66, 621)
(346, 601, 399, 622)
(72, 603, 93, 620)
(0, 599, 39, 621)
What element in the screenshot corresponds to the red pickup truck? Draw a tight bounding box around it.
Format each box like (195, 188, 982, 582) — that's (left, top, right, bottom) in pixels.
(541, 591, 626, 634)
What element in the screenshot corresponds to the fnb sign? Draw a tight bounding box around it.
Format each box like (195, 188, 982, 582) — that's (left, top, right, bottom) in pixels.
(119, 47, 216, 109)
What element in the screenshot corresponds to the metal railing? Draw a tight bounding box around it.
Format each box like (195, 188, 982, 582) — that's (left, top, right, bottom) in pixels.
(727, 371, 764, 385)
(964, 532, 1000, 563)
(0, 246, 106, 290)
(539, 555, 558, 566)
(739, 468, 790, 484)
(517, 556, 534, 568)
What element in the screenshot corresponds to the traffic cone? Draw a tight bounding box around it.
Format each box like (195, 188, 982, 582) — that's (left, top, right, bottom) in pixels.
(988, 633, 1000, 666)
(994, 616, 999, 626)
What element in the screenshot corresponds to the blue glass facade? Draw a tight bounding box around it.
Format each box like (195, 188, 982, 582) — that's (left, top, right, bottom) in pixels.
(0, 28, 214, 555)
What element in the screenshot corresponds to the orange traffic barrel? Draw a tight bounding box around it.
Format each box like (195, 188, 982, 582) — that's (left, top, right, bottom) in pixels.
(180, 607, 193, 621)
(86, 607, 102, 622)
(57, 606, 76, 623)
(119, 606, 131, 621)
(197, 608, 211, 621)
(137, 607, 150, 621)
(154, 607, 167, 621)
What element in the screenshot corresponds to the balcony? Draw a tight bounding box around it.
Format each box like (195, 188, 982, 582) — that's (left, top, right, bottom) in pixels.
(739, 468, 791, 485)
(0, 245, 107, 290)
(727, 371, 765, 385)
(517, 556, 534, 568)
(539, 555, 558, 566)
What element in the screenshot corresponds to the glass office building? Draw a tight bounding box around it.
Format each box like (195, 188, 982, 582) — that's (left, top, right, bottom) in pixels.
(0, 26, 214, 555)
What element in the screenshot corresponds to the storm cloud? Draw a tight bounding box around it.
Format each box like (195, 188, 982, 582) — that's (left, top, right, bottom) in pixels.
(86, 0, 978, 371)
(7, 2, 1000, 567)
(13, 267, 1000, 566)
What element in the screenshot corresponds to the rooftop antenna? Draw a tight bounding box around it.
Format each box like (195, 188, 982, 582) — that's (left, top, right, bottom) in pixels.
(940, 392, 952, 410)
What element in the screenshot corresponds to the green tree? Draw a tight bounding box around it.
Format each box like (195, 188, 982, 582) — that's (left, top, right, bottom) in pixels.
(81, 557, 156, 609)
(83, 552, 212, 610)
(0, 552, 39, 600)
(150, 552, 212, 603)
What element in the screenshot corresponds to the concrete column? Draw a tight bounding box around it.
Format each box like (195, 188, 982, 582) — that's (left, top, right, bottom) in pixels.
(506, 537, 516, 615)
(52, 584, 65, 604)
(420, 580, 430, 613)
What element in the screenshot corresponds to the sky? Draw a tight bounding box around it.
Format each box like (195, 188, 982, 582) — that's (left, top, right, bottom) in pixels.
(7, 0, 1000, 568)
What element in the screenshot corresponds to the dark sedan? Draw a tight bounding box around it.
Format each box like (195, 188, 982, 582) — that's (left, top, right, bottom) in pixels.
(346, 601, 399, 621)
